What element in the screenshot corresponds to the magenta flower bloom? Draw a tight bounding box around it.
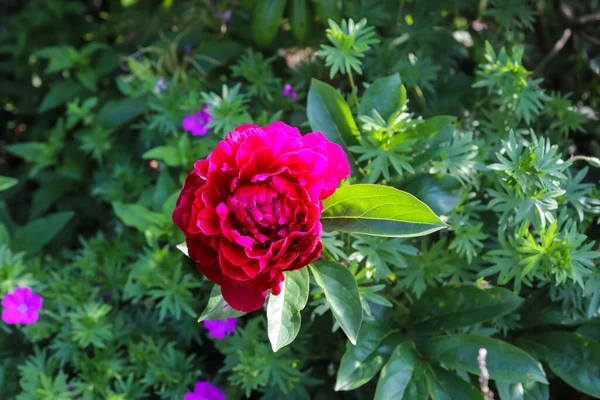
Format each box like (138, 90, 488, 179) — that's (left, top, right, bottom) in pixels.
(282, 84, 298, 101)
(2, 287, 43, 325)
(183, 105, 212, 136)
(184, 381, 226, 400)
(203, 318, 237, 339)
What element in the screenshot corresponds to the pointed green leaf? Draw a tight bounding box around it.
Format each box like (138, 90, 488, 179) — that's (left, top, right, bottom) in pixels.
(12, 211, 74, 254)
(359, 73, 405, 121)
(112, 202, 168, 232)
(523, 332, 600, 397)
(374, 341, 422, 400)
(0, 176, 18, 192)
(335, 323, 402, 391)
(310, 260, 362, 344)
(423, 334, 547, 384)
(321, 184, 447, 237)
(198, 285, 246, 322)
(307, 79, 360, 174)
(427, 366, 482, 400)
(496, 381, 549, 400)
(252, 0, 287, 47)
(408, 286, 523, 332)
(267, 269, 310, 351)
(290, 0, 310, 43)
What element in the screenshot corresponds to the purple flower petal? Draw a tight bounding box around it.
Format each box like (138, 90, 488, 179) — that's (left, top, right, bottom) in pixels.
(203, 318, 237, 339)
(182, 106, 212, 136)
(184, 381, 226, 400)
(2, 287, 43, 325)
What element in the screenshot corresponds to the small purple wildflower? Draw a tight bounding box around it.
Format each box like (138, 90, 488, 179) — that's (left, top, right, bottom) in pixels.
(184, 44, 193, 55)
(184, 381, 226, 400)
(1, 287, 43, 325)
(154, 78, 167, 94)
(282, 84, 298, 101)
(472, 20, 487, 32)
(222, 10, 232, 24)
(182, 104, 212, 136)
(203, 318, 237, 339)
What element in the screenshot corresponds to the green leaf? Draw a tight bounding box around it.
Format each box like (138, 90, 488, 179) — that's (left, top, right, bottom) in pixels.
(12, 211, 74, 254)
(142, 146, 181, 167)
(336, 323, 400, 391)
(423, 334, 547, 384)
(96, 95, 148, 129)
(408, 286, 523, 332)
(310, 260, 363, 344)
(427, 366, 482, 400)
(374, 341, 422, 400)
(267, 268, 310, 351)
(290, 0, 310, 43)
(523, 332, 600, 397)
(496, 381, 549, 400)
(111, 202, 168, 232)
(307, 79, 360, 173)
(407, 116, 456, 140)
(359, 73, 405, 121)
(252, 0, 287, 47)
(321, 184, 447, 237)
(575, 323, 600, 342)
(39, 81, 88, 112)
(311, 0, 341, 23)
(400, 174, 463, 216)
(0, 176, 18, 192)
(198, 285, 246, 322)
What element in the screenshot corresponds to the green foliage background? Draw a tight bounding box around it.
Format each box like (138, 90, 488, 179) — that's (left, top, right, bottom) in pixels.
(1, 0, 600, 399)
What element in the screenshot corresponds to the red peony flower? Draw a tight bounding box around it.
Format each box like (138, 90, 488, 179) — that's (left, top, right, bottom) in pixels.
(173, 122, 350, 312)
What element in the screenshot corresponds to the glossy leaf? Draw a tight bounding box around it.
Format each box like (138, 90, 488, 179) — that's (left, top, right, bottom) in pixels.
(39, 81, 88, 112)
(335, 323, 402, 391)
(142, 146, 181, 167)
(310, 260, 363, 344)
(267, 269, 310, 351)
(374, 341, 421, 400)
(290, 0, 310, 43)
(96, 95, 148, 129)
(408, 286, 523, 332)
(307, 79, 360, 173)
(359, 73, 405, 121)
(321, 184, 447, 237)
(423, 334, 547, 384)
(427, 366, 482, 400)
(198, 285, 246, 322)
(0, 176, 18, 192)
(496, 381, 549, 400)
(524, 332, 600, 397)
(252, 0, 287, 47)
(12, 211, 74, 254)
(112, 202, 168, 232)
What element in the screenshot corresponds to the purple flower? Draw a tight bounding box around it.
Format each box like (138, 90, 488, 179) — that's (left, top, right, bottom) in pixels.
(154, 78, 167, 94)
(184, 44, 193, 55)
(472, 20, 487, 32)
(222, 10, 232, 24)
(182, 105, 212, 136)
(184, 381, 226, 400)
(2, 287, 43, 325)
(282, 84, 298, 101)
(203, 318, 237, 339)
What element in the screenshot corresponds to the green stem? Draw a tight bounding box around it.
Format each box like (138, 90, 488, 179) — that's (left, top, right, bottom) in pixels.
(347, 69, 355, 90)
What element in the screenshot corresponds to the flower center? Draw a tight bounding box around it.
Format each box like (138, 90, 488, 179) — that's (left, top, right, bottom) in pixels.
(227, 181, 303, 243)
(18, 304, 28, 313)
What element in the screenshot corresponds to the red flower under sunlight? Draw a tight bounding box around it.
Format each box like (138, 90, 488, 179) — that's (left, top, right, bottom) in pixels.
(173, 122, 350, 312)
